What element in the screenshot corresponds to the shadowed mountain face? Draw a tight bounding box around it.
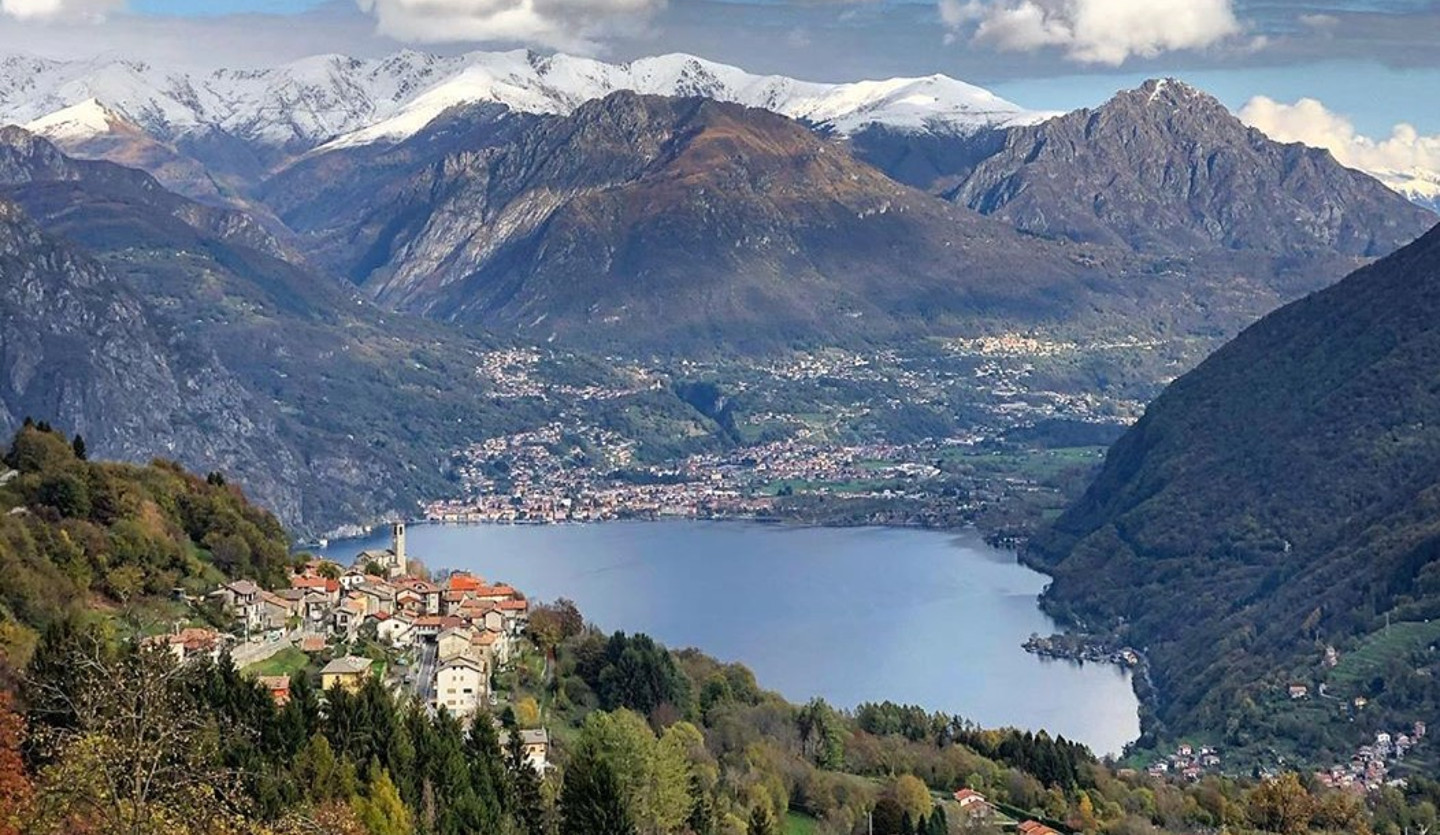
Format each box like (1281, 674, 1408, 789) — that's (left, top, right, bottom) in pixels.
(295, 93, 1129, 350)
(1029, 223, 1440, 754)
(0, 127, 726, 531)
(0, 197, 297, 503)
(272, 90, 1361, 354)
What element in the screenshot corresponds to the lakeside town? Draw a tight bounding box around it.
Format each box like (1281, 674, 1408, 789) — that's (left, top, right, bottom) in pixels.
(134, 523, 1142, 835)
(425, 434, 970, 525)
(148, 523, 554, 770)
(403, 337, 1168, 537)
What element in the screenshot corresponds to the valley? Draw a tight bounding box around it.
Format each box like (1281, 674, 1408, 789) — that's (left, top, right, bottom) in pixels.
(423, 337, 1164, 536)
(2, 30, 1440, 835)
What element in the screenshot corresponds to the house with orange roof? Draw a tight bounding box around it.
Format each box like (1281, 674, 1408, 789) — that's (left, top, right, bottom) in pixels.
(952, 789, 992, 817)
(258, 675, 291, 706)
(447, 572, 484, 593)
(144, 627, 225, 664)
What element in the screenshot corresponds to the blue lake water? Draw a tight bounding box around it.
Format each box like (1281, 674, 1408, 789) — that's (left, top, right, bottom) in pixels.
(322, 521, 1139, 755)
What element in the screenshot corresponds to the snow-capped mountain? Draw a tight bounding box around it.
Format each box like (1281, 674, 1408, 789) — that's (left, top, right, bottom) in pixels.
(1374, 168, 1440, 213)
(1, 49, 1045, 156)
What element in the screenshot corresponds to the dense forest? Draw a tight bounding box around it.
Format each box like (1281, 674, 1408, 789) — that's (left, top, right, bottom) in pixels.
(1028, 225, 1440, 769)
(3, 424, 1440, 835)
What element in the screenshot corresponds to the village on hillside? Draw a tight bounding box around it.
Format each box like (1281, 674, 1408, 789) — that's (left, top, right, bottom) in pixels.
(145, 522, 551, 770)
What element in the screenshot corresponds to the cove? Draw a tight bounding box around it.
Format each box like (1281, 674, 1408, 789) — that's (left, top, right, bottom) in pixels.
(322, 521, 1140, 756)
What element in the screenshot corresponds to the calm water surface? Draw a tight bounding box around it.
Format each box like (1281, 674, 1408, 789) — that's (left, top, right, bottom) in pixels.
(324, 521, 1139, 755)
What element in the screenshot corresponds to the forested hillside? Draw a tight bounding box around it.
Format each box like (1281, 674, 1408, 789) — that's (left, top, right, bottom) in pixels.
(1030, 224, 1440, 767)
(0, 421, 289, 667)
(4, 431, 1439, 835)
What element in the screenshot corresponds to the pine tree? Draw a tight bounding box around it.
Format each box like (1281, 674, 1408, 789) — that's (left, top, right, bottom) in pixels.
(507, 724, 545, 835)
(685, 772, 714, 835)
(354, 763, 413, 835)
(561, 747, 635, 835)
(465, 713, 508, 827)
(926, 807, 948, 835)
(70, 434, 86, 461)
(748, 805, 777, 835)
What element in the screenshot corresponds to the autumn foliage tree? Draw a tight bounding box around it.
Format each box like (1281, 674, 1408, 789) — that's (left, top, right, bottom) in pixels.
(0, 692, 33, 835)
(1247, 773, 1315, 835)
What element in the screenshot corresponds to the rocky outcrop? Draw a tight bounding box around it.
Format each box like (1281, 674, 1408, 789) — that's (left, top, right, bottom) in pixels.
(945, 80, 1435, 257)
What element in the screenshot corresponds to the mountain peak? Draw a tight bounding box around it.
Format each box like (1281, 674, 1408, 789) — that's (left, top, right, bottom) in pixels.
(1108, 77, 1229, 118)
(947, 77, 1435, 258)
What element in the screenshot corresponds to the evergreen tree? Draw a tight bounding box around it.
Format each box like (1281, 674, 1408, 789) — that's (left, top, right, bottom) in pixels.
(926, 807, 948, 835)
(900, 811, 915, 835)
(465, 713, 508, 827)
(70, 434, 86, 461)
(507, 724, 546, 835)
(354, 763, 413, 835)
(686, 773, 714, 835)
(748, 805, 777, 835)
(561, 747, 635, 835)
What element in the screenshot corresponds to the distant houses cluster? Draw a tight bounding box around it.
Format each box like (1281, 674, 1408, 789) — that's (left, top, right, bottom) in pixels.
(1316, 723, 1427, 792)
(1146, 742, 1222, 780)
(149, 522, 532, 729)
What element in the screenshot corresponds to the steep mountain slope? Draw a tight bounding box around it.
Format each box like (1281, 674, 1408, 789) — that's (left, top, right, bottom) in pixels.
(2, 50, 1043, 200)
(0, 128, 728, 530)
(1028, 223, 1440, 760)
(268, 92, 1155, 351)
(941, 80, 1435, 258)
(0, 197, 297, 506)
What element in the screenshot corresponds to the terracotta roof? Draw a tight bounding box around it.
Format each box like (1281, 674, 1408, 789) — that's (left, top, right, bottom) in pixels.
(497, 599, 528, 611)
(146, 627, 220, 652)
(300, 636, 327, 652)
(447, 573, 484, 592)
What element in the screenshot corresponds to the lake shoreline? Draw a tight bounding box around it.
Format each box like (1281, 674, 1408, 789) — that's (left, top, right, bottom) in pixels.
(318, 518, 1142, 755)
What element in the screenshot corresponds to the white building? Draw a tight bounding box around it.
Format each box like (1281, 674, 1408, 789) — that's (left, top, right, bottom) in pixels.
(435, 656, 488, 720)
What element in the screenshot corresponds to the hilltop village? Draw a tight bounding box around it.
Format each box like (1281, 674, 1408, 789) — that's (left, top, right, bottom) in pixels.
(147, 523, 550, 767)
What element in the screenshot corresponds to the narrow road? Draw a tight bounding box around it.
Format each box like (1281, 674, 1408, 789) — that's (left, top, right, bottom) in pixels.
(415, 640, 438, 710)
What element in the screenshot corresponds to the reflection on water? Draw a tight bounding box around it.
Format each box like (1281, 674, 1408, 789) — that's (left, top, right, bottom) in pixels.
(323, 520, 1140, 755)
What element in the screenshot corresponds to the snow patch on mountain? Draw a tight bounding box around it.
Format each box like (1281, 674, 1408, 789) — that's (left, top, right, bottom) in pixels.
(22, 98, 122, 141)
(0, 49, 1047, 155)
(321, 52, 1048, 150)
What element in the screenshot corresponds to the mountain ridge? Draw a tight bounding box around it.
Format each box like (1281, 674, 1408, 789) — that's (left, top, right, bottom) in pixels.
(1028, 221, 1440, 761)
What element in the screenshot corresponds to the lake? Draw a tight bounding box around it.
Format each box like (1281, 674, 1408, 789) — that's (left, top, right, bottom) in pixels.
(322, 521, 1139, 755)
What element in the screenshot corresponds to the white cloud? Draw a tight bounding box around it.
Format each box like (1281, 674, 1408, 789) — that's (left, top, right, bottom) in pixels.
(1239, 96, 1440, 180)
(940, 0, 1245, 65)
(355, 0, 665, 52)
(1, 0, 120, 22)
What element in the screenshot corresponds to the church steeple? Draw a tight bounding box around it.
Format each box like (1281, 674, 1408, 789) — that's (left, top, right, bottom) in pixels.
(392, 522, 407, 572)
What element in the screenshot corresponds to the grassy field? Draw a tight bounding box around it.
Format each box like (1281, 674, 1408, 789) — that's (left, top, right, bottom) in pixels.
(941, 445, 1108, 480)
(1330, 620, 1440, 687)
(241, 645, 310, 679)
(784, 811, 820, 835)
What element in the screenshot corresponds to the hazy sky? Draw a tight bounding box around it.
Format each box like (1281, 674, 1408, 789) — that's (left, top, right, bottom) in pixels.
(1, 0, 1436, 152)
